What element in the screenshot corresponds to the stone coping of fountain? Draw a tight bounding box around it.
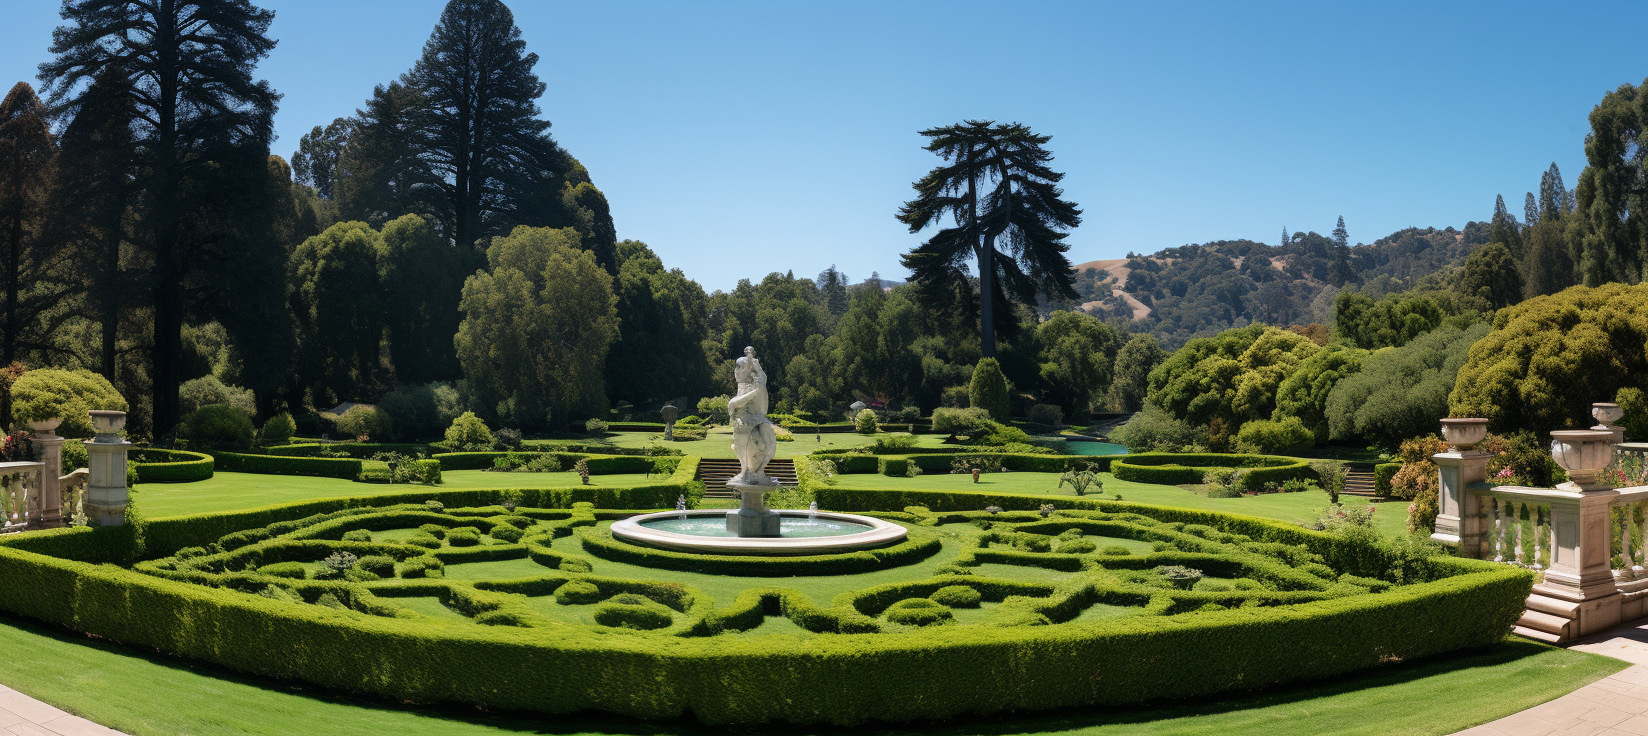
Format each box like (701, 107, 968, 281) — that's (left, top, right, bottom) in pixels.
(610, 509, 908, 556)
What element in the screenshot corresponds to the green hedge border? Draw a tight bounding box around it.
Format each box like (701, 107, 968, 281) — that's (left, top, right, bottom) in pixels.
(131, 449, 214, 483)
(0, 500, 1529, 725)
(210, 451, 362, 479)
(1375, 463, 1401, 497)
(575, 524, 941, 576)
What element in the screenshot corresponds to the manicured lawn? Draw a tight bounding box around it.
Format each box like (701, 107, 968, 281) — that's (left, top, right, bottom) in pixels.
(0, 607, 1619, 736)
(592, 428, 953, 458)
(834, 471, 1412, 538)
(134, 471, 659, 518)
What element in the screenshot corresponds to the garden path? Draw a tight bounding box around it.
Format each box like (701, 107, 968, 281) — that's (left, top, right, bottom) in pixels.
(1458, 622, 1648, 736)
(0, 684, 125, 735)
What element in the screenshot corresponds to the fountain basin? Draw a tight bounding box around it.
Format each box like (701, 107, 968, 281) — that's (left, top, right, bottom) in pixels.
(611, 509, 908, 555)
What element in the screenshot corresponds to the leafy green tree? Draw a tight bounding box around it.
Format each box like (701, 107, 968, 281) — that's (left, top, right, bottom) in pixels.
(0, 82, 78, 388)
(703, 272, 829, 403)
(40, 0, 282, 434)
(605, 241, 715, 406)
(1459, 241, 1523, 309)
(817, 265, 849, 317)
(1272, 343, 1365, 442)
(1105, 334, 1165, 412)
(179, 404, 255, 451)
(1450, 283, 1648, 433)
(379, 214, 468, 385)
(403, 0, 568, 248)
(898, 120, 1081, 356)
(455, 226, 618, 430)
(1573, 79, 1647, 286)
(1332, 290, 1479, 349)
(1524, 219, 1575, 298)
(1033, 310, 1119, 418)
(1146, 324, 1319, 431)
(561, 180, 617, 272)
(1326, 322, 1488, 445)
(335, 82, 428, 227)
(1234, 416, 1313, 454)
(444, 410, 492, 449)
(292, 118, 351, 199)
(287, 222, 386, 406)
(832, 284, 924, 408)
(969, 357, 1011, 421)
(378, 382, 462, 441)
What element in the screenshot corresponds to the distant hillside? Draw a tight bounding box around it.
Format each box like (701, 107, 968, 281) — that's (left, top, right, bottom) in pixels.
(1074, 223, 1490, 348)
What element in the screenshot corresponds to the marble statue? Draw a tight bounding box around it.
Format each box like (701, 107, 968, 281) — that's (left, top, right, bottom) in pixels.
(661, 402, 678, 441)
(727, 346, 777, 487)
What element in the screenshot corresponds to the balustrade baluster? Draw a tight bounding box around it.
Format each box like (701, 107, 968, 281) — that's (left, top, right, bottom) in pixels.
(1515, 502, 1528, 566)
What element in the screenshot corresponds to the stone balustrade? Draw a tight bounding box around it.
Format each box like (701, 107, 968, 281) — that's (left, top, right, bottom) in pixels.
(0, 410, 129, 534)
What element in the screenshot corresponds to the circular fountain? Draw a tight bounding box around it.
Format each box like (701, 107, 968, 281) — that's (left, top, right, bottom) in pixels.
(611, 345, 906, 555)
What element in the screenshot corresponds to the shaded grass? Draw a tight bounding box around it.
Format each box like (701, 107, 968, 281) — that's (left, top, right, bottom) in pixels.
(0, 605, 1619, 736)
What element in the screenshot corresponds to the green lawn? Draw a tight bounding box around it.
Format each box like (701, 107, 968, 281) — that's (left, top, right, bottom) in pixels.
(134, 470, 659, 518)
(835, 471, 1412, 538)
(0, 607, 1619, 736)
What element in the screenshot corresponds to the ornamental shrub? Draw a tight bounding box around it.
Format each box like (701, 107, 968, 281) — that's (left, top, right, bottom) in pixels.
(1327, 323, 1489, 445)
(1102, 545, 1131, 556)
(1234, 416, 1314, 454)
(179, 404, 256, 451)
(399, 556, 444, 577)
(489, 524, 524, 543)
(357, 555, 396, 578)
(178, 376, 255, 417)
(969, 358, 1012, 422)
(336, 406, 392, 441)
(854, 409, 880, 434)
(1027, 404, 1063, 427)
(341, 529, 372, 542)
(1108, 406, 1208, 453)
(585, 418, 609, 435)
(931, 407, 992, 437)
(378, 382, 465, 442)
(556, 580, 601, 604)
(257, 562, 306, 579)
(1055, 539, 1098, 554)
(884, 597, 953, 626)
(445, 412, 493, 451)
(930, 585, 982, 608)
(10, 368, 128, 438)
(593, 593, 672, 630)
(260, 412, 295, 445)
(446, 528, 480, 547)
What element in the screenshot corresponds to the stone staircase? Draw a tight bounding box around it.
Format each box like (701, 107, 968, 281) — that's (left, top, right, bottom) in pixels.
(1342, 465, 1377, 498)
(696, 458, 798, 499)
(1514, 591, 1581, 643)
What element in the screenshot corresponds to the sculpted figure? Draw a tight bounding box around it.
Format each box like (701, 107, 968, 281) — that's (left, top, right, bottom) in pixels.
(660, 402, 679, 441)
(727, 346, 777, 487)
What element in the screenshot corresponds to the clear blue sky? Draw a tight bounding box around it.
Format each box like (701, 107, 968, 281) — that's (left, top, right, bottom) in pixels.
(3, 1, 1642, 292)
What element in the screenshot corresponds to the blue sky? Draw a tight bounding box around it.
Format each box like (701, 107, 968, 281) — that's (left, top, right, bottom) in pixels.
(3, 1, 1642, 292)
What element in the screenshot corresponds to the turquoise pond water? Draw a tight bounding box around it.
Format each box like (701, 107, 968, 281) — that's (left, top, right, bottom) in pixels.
(639, 515, 874, 538)
(1063, 441, 1128, 456)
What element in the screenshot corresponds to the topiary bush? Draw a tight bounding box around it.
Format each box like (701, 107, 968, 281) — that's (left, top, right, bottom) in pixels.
(357, 555, 396, 578)
(10, 368, 128, 438)
(854, 409, 879, 434)
(178, 376, 255, 417)
(883, 597, 954, 626)
(445, 527, 480, 547)
(969, 358, 1012, 422)
(179, 404, 256, 451)
(930, 407, 992, 438)
(555, 580, 601, 605)
(1233, 416, 1314, 454)
(336, 405, 393, 441)
(257, 561, 306, 579)
(593, 593, 673, 630)
(929, 585, 982, 608)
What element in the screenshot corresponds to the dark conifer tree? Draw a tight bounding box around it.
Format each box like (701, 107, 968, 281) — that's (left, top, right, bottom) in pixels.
(40, 0, 283, 434)
(1524, 192, 1538, 228)
(335, 82, 429, 227)
(0, 82, 79, 392)
(292, 118, 351, 199)
(817, 265, 849, 317)
(1328, 216, 1354, 287)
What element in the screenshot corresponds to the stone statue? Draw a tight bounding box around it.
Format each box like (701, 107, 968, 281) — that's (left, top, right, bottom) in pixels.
(660, 402, 679, 441)
(727, 346, 777, 487)
(725, 346, 781, 536)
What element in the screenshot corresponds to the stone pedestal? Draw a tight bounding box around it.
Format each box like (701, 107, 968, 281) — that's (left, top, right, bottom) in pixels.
(1535, 483, 1624, 636)
(84, 411, 131, 527)
(725, 482, 781, 537)
(1433, 451, 1489, 555)
(30, 421, 64, 528)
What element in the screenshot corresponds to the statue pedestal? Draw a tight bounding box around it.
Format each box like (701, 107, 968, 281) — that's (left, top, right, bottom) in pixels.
(726, 481, 781, 537)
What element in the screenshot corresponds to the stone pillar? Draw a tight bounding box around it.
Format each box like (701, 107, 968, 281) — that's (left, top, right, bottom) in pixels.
(1433, 451, 1489, 556)
(1539, 429, 1625, 636)
(29, 419, 64, 528)
(83, 411, 131, 527)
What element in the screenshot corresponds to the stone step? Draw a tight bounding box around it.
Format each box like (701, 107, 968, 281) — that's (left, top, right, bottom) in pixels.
(1512, 625, 1565, 644)
(1516, 609, 1573, 639)
(696, 459, 798, 495)
(1526, 594, 1582, 618)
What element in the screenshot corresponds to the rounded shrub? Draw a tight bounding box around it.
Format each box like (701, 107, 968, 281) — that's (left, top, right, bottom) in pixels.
(884, 597, 954, 626)
(558, 558, 593, 574)
(593, 594, 673, 630)
(555, 580, 601, 605)
(179, 404, 256, 451)
(178, 376, 255, 417)
(1101, 545, 1132, 556)
(398, 557, 443, 578)
(417, 524, 447, 538)
(929, 585, 982, 608)
(445, 528, 481, 547)
(341, 529, 372, 542)
(257, 562, 306, 579)
(1055, 539, 1098, 554)
(853, 409, 879, 434)
(10, 368, 128, 438)
(260, 412, 296, 445)
(336, 405, 392, 441)
(357, 555, 396, 578)
(445, 411, 493, 451)
(969, 357, 1012, 422)
(488, 524, 524, 543)
(405, 534, 441, 549)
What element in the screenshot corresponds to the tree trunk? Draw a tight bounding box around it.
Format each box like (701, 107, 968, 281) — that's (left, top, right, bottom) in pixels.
(977, 240, 995, 357)
(151, 0, 182, 438)
(99, 222, 119, 377)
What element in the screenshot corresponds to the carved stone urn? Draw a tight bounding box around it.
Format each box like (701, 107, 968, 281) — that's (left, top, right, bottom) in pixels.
(1550, 429, 1616, 489)
(27, 417, 62, 437)
(1594, 402, 1626, 443)
(1440, 418, 1489, 451)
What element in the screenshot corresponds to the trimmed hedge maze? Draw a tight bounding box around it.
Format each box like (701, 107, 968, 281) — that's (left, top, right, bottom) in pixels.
(130, 448, 215, 483)
(0, 487, 1530, 726)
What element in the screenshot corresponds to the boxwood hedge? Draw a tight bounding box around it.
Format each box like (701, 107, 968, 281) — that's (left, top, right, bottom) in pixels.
(210, 451, 363, 479)
(130, 448, 214, 483)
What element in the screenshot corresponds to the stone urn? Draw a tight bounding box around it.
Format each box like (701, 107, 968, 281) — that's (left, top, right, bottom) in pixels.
(89, 410, 126, 438)
(27, 417, 61, 437)
(1440, 418, 1489, 451)
(1550, 429, 1616, 488)
(1595, 403, 1625, 426)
